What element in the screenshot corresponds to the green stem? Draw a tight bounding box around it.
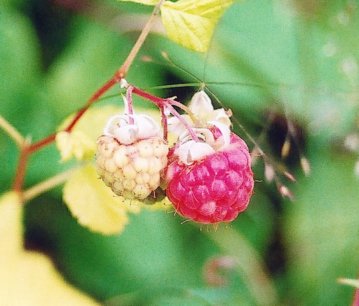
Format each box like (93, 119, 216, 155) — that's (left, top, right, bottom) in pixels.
(23, 168, 76, 202)
(115, 0, 165, 78)
(0, 115, 25, 147)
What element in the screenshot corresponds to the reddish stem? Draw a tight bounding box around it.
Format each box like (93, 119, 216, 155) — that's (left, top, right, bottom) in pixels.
(352, 289, 359, 306)
(131, 86, 165, 107)
(66, 77, 118, 132)
(131, 85, 200, 142)
(13, 148, 30, 192)
(13, 76, 118, 191)
(28, 77, 117, 154)
(28, 134, 57, 154)
(160, 105, 168, 142)
(126, 86, 135, 124)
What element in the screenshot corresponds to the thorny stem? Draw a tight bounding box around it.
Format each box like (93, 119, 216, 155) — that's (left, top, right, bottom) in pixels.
(11, 0, 165, 193)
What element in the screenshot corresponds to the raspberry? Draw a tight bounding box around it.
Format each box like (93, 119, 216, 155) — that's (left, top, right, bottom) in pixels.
(96, 113, 168, 200)
(96, 135, 168, 200)
(164, 130, 254, 224)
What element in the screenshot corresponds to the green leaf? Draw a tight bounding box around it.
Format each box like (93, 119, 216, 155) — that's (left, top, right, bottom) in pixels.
(284, 140, 359, 304)
(161, 0, 234, 52)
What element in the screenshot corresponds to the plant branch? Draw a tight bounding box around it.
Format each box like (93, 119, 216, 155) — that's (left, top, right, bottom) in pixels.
(131, 86, 166, 106)
(23, 168, 76, 202)
(11, 1, 164, 193)
(0, 115, 25, 147)
(28, 0, 165, 154)
(116, 0, 166, 78)
(12, 139, 31, 192)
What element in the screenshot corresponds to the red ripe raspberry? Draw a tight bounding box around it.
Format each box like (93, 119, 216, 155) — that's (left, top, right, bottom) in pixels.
(164, 130, 254, 224)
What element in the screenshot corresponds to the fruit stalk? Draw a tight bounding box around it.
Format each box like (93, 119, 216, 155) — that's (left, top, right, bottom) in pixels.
(130, 85, 200, 142)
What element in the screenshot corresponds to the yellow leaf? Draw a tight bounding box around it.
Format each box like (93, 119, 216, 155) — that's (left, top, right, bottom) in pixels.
(161, 0, 234, 52)
(0, 252, 100, 306)
(0, 192, 99, 305)
(56, 131, 95, 162)
(56, 105, 122, 162)
(63, 164, 141, 235)
(0, 192, 22, 257)
(119, 0, 158, 5)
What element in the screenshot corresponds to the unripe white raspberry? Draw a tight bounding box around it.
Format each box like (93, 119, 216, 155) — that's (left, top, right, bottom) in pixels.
(96, 113, 168, 200)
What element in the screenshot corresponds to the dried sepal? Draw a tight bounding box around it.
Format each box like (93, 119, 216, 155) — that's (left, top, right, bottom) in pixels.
(278, 184, 294, 201)
(300, 156, 311, 176)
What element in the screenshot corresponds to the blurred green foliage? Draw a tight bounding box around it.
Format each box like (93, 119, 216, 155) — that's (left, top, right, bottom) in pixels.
(1, 0, 359, 305)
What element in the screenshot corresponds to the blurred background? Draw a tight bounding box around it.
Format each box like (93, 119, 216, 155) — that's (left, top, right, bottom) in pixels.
(1, 0, 359, 305)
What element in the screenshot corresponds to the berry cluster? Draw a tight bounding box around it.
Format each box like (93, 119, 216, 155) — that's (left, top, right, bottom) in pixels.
(95, 86, 254, 224)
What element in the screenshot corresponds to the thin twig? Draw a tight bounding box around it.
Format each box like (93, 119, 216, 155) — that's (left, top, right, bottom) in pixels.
(0, 115, 25, 147)
(23, 167, 77, 202)
(116, 0, 166, 78)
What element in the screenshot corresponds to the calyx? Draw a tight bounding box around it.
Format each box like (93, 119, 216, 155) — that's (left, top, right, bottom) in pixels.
(103, 114, 161, 145)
